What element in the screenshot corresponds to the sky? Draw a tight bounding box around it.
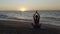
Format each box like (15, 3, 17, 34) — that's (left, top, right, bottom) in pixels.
(0, 0, 60, 10)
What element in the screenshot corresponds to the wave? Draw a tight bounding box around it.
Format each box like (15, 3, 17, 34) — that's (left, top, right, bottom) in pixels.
(0, 14, 8, 18)
(42, 17, 60, 21)
(0, 14, 60, 21)
(0, 14, 60, 26)
(0, 14, 32, 21)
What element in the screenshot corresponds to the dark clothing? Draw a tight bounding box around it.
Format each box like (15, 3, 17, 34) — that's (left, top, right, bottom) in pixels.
(33, 11, 40, 24)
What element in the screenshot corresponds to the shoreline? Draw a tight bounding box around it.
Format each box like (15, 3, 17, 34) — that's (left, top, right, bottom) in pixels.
(0, 20, 60, 29)
(0, 20, 60, 34)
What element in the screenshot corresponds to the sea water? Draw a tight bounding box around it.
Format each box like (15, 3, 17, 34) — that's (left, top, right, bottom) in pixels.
(0, 10, 60, 26)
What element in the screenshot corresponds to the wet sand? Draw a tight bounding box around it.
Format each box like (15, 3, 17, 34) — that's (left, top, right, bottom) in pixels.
(0, 20, 60, 34)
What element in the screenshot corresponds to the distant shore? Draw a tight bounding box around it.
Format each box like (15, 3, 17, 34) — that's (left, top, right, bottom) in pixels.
(0, 20, 60, 34)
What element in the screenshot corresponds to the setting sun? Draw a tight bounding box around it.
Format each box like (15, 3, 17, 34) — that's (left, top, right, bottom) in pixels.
(17, 6, 31, 11)
(20, 8, 27, 11)
(18, 7, 28, 12)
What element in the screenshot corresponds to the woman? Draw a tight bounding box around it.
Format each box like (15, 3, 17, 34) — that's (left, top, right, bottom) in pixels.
(32, 11, 41, 29)
(33, 11, 40, 24)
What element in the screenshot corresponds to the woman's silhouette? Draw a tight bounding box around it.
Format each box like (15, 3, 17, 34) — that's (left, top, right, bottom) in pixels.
(32, 10, 41, 29)
(33, 11, 40, 24)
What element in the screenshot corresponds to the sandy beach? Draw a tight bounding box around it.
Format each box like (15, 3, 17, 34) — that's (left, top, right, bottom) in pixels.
(0, 20, 60, 34)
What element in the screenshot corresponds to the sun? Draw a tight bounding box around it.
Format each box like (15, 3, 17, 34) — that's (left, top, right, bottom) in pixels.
(20, 8, 27, 11)
(19, 7, 28, 11)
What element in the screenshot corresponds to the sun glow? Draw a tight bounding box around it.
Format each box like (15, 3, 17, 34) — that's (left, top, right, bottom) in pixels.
(20, 8, 27, 11)
(18, 7, 28, 12)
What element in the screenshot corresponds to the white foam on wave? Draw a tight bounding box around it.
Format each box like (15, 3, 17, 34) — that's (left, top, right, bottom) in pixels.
(0, 18, 60, 26)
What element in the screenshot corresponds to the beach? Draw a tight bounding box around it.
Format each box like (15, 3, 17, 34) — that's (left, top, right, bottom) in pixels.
(0, 20, 60, 34)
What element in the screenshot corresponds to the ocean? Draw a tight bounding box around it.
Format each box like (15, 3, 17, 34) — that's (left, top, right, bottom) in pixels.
(0, 10, 60, 26)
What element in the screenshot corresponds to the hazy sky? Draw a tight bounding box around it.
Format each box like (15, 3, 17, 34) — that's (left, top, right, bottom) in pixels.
(0, 0, 60, 10)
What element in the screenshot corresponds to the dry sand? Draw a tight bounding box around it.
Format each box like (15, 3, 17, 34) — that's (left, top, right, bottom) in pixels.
(0, 20, 60, 34)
